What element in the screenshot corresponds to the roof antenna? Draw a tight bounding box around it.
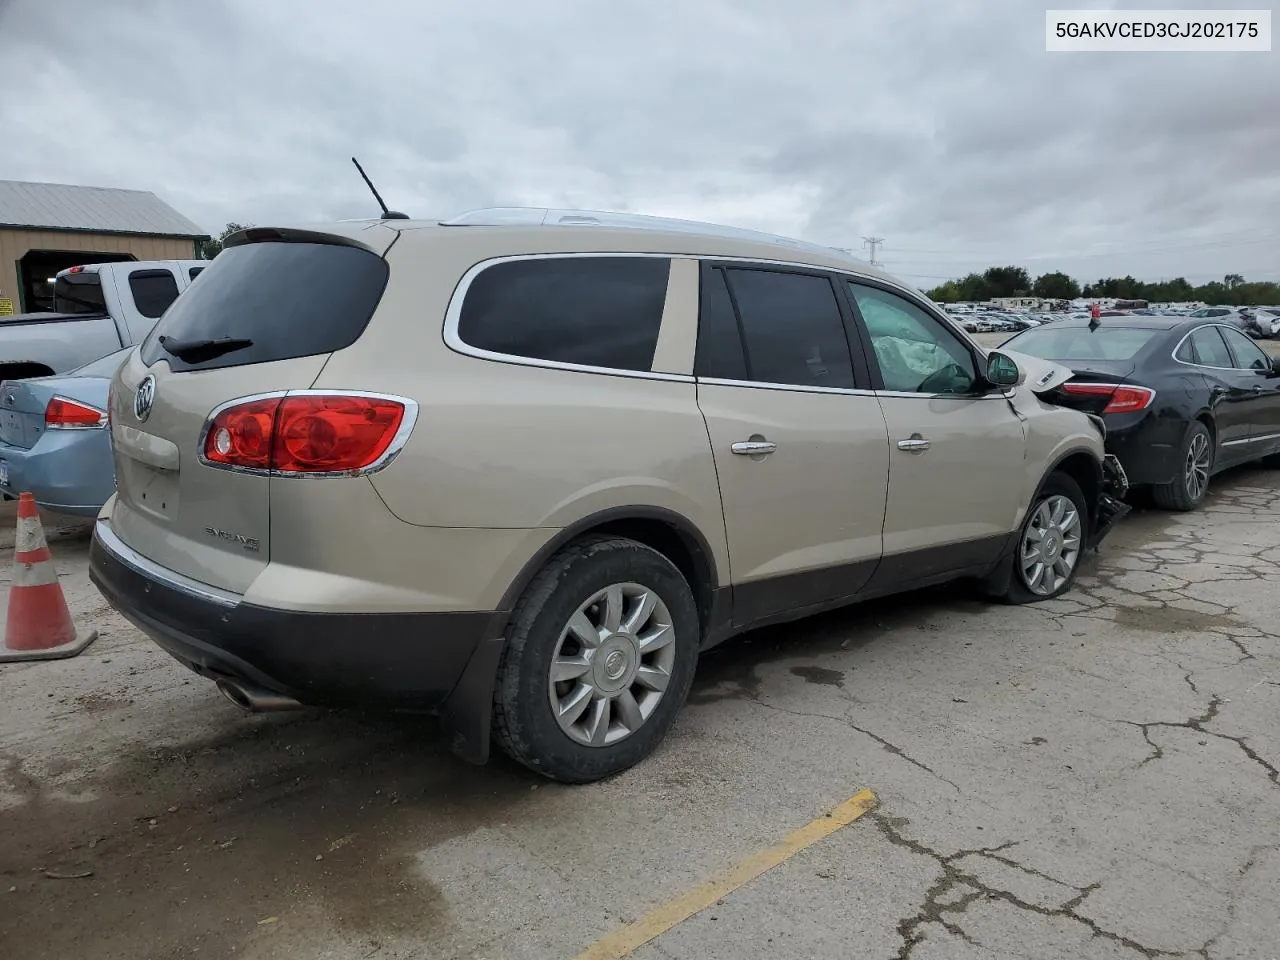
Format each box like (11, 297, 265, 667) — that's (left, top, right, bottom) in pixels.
(351, 157, 409, 220)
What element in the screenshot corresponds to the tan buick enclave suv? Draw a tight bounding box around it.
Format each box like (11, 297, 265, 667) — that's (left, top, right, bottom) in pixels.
(90, 209, 1128, 782)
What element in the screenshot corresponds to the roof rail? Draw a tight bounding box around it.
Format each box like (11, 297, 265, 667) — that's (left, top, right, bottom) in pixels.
(439, 207, 863, 260)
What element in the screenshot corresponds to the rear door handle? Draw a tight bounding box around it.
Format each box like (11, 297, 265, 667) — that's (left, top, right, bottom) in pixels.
(731, 439, 777, 456)
(897, 436, 931, 453)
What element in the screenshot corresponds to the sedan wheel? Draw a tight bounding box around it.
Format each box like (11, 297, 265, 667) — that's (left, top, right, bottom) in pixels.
(1184, 432, 1211, 503)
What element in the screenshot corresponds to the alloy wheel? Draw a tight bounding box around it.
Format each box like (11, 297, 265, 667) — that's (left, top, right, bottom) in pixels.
(547, 582, 676, 747)
(1185, 432, 1211, 502)
(1019, 494, 1083, 596)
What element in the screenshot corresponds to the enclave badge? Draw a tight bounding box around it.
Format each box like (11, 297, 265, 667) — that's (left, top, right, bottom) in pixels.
(134, 375, 156, 422)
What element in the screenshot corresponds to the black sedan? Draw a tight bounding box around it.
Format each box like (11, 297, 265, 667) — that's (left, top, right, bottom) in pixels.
(1002, 316, 1280, 511)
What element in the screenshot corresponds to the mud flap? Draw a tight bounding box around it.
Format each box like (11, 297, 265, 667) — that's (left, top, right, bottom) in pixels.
(438, 634, 506, 765)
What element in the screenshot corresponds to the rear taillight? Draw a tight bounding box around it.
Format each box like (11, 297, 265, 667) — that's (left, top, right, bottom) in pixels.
(45, 396, 107, 429)
(1061, 382, 1156, 414)
(201, 393, 414, 475)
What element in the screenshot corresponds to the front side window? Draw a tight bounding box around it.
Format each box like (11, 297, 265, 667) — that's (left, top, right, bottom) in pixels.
(458, 257, 669, 372)
(1220, 326, 1271, 372)
(1187, 326, 1233, 367)
(128, 270, 181, 319)
(722, 269, 854, 389)
(849, 283, 977, 394)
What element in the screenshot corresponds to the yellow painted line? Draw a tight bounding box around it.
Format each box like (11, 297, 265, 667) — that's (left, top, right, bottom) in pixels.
(571, 787, 878, 960)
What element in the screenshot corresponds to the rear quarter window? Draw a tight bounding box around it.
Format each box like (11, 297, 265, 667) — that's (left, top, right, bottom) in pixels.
(457, 256, 670, 372)
(128, 270, 181, 319)
(140, 242, 390, 372)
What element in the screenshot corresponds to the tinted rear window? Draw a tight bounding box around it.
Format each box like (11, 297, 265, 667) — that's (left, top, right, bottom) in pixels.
(140, 242, 389, 372)
(54, 274, 107, 315)
(1007, 326, 1160, 362)
(458, 257, 669, 372)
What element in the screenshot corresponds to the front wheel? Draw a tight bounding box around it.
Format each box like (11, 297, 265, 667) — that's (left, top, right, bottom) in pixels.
(997, 473, 1089, 604)
(492, 536, 701, 783)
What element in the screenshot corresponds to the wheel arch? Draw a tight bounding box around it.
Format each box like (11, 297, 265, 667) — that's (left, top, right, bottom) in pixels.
(1039, 447, 1103, 530)
(442, 506, 723, 767)
(495, 505, 721, 639)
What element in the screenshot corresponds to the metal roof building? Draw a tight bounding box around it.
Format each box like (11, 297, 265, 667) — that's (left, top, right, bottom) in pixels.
(0, 180, 208, 315)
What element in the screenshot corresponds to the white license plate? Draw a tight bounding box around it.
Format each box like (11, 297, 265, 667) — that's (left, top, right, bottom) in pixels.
(0, 461, 8, 487)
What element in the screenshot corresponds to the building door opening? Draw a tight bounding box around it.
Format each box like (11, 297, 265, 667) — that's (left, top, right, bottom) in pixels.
(16, 250, 136, 312)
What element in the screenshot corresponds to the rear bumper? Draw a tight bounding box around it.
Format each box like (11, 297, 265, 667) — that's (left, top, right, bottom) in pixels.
(89, 519, 507, 712)
(0, 431, 114, 515)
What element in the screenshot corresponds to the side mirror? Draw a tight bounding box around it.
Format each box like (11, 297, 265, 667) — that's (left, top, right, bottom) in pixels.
(1271, 357, 1280, 378)
(986, 351, 1021, 388)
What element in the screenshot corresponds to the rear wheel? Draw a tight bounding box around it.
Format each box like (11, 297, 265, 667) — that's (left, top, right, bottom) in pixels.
(996, 473, 1088, 605)
(1152, 421, 1212, 511)
(492, 536, 700, 783)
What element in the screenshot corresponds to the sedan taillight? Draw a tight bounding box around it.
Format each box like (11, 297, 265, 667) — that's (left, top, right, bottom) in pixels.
(1061, 382, 1156, 415)
(201, 393, 414, 475)
(45, 396, 107, 429)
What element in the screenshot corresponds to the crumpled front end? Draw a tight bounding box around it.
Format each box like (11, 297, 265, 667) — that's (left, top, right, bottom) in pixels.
(1090, 453, 1131, 549)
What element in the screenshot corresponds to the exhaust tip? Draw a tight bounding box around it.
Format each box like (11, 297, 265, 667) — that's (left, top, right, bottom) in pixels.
(216, 678, 254, 710)
(215, 677, 302, 713)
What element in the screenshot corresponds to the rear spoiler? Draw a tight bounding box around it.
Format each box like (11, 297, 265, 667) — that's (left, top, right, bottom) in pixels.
(223, 225, 396, 255)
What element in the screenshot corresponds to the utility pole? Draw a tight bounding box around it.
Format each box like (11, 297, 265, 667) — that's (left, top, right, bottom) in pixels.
(861, 236, 884, 266)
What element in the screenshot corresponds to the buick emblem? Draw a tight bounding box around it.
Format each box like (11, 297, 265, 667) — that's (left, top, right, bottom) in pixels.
(134, 375, 156, 422)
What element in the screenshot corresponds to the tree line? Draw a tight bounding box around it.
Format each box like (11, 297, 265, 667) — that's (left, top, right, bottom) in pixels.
(924, 267, 1280, 307)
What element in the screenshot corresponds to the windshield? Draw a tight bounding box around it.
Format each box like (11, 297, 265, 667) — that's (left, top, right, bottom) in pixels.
(1006, 325, 1160, 361)
(53, 273, 108, 315)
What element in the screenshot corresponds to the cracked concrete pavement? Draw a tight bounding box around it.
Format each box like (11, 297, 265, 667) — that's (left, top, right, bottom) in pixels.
(2, 465, 1280, 960)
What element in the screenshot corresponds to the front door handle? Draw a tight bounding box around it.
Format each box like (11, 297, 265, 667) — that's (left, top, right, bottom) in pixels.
(731, 439, 777, 456)
(897, 435, 931, 453)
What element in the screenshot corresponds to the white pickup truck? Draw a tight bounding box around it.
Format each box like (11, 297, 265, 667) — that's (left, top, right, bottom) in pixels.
(0, 260, 207, 381)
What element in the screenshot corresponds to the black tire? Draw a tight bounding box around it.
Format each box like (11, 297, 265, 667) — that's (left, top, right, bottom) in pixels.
(1151, 421, 1213, 512)
(492, 535, 701, 783)
(996, 473, 1090, 605)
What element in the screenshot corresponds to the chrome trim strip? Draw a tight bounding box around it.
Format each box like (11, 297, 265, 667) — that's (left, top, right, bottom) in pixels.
(440, 251, 936, 384)
(196, 390, 421, 479)
(94, 519, 241, 609)
(697, 376, 873, 397)
(1171, 323, 1266, 371)
(1223, 432, 1280, 447)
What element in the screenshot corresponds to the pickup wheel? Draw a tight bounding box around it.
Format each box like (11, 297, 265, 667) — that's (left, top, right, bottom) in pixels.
(492, 536, 700, 783)
(996, 473, 1089, 605)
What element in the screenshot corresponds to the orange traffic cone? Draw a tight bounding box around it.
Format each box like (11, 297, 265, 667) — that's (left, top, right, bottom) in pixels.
(0, 493, 97, 662)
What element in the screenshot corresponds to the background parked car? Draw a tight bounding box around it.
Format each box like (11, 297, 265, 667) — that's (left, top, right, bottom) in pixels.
(1003, 316, 1280, 511)
(0, 260, 203, 382)
(0, 345, 132, 514)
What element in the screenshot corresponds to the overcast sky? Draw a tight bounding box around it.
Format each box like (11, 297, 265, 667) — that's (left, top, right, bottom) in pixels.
(1, 0, 1276, 288)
